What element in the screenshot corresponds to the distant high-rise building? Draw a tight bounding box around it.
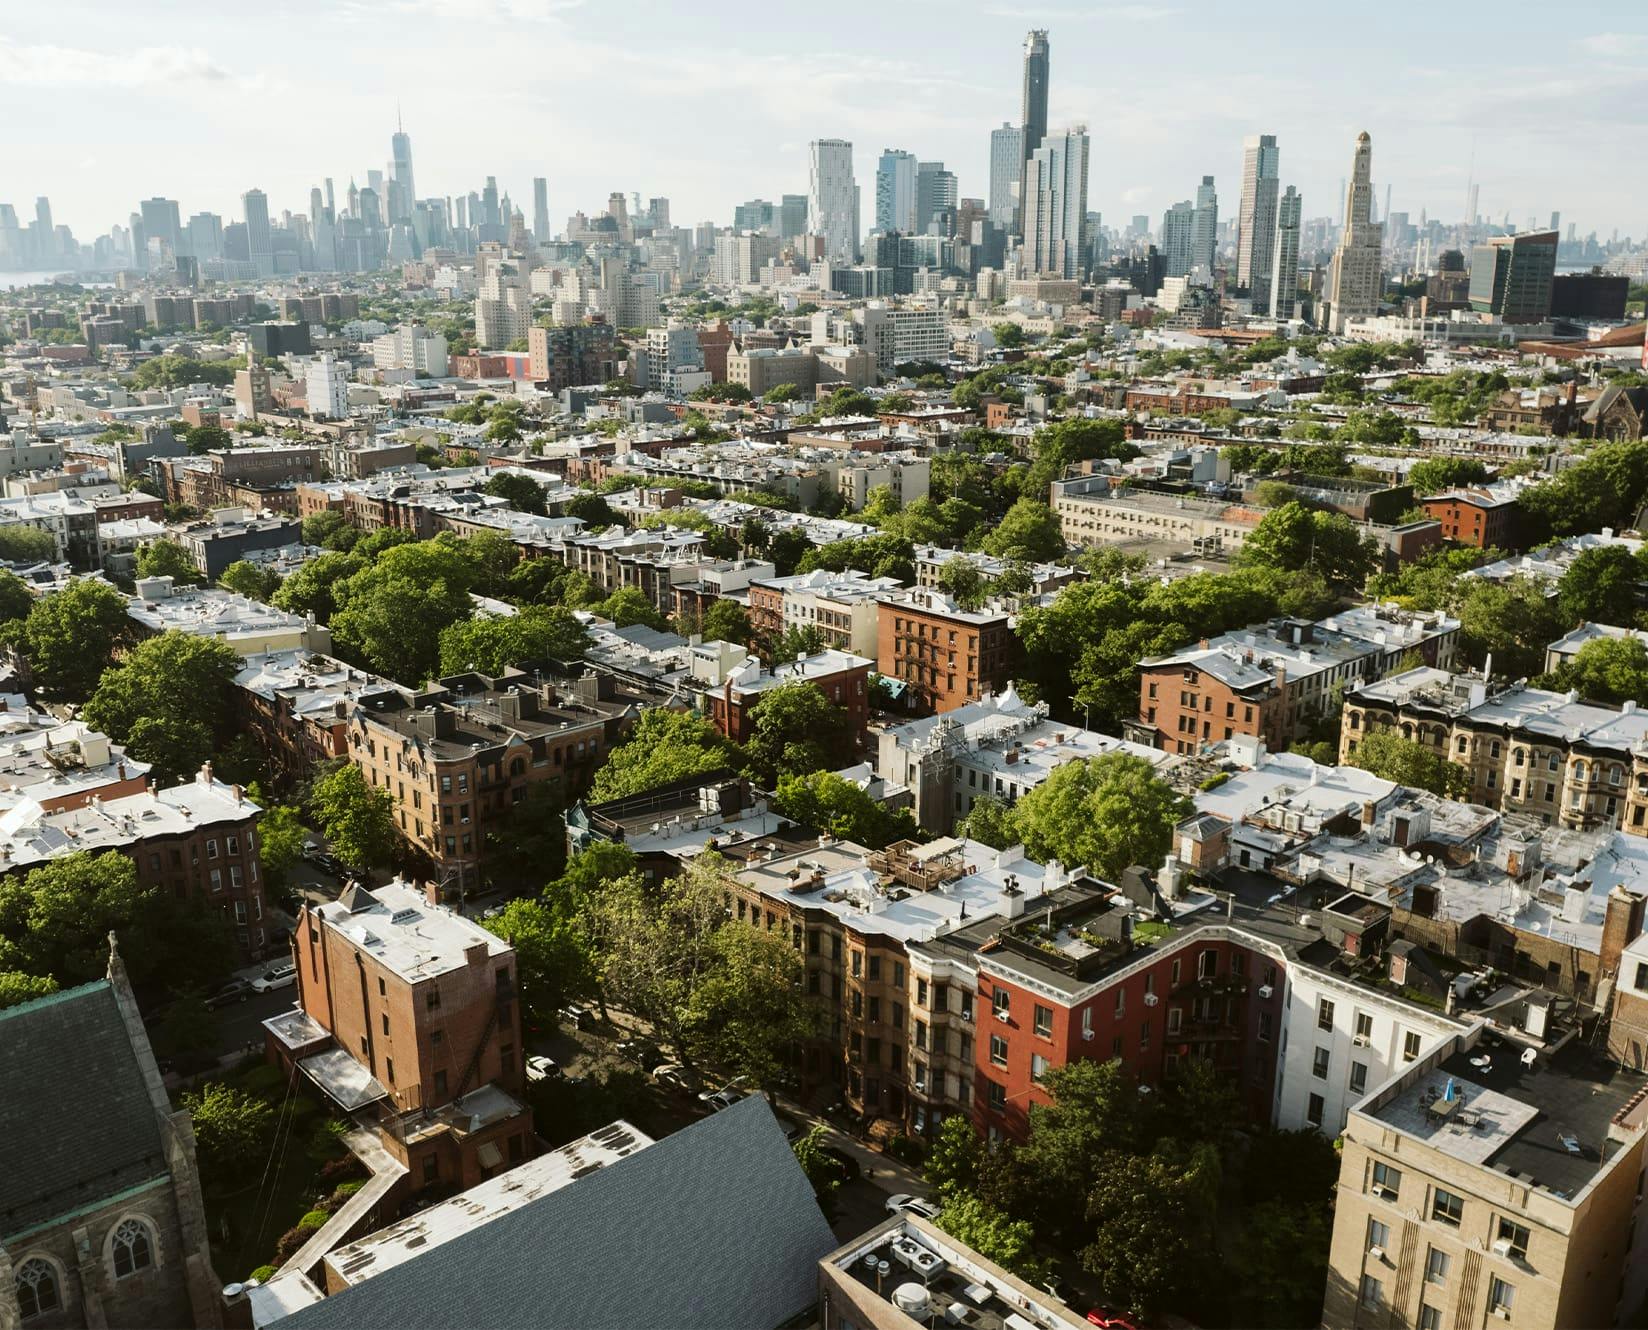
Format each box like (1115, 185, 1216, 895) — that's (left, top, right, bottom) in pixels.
(1016, 28, 1050, 235)
(734, 199, 775, 232)
(875, 150, 918, 234)
(1161, 200, 1195, 277)
(989, 123, 1023, 229)
(1322, 132, 1384, 332)
(139, 197, 182, 267)
(1549, 210, 1561, 235)
(389, 119, 415, 224)
(1269, 185, 1302, 321)
(916, 161, 958, 236)
(1191, 176, 1218, 279)
(1020, 125, 1089, 279)
(1235, 134, 1280, 307)
(241, 188, 273, 276)
(1469, 230, 1559, 324)
(648, 197, 671, 230)
(778, 194, 809, 241)
(533, 178, 550, 242)
(809, 138, 859, 263)
(187, 213, 223, 263)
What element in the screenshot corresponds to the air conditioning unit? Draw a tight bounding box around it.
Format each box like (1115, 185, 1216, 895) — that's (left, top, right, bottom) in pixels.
(1492, 1238, 1514, 1257)
(996, 1009, 1010, 1022)
(1353, 1035, 1370, 1047)
(1374, 1185, 1398, 1201)
(1259, 984, 1274, 999)
(1143, 992, 1159, 1006)
(1082, 1029, 1095, 1041)
(1368, 1246, 1385, 1262)
(1493, 1308, 1512, 1321)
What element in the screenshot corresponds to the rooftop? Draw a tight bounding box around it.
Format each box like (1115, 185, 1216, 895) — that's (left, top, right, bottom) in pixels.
(312, 880, 510, 985)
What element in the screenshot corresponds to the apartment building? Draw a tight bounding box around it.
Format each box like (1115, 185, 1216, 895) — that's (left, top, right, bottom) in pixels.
(1049, 474, 1262, 556)
(1139, 606, 1459, 754)
(234, 649, 404, 789)
(281, 880, 532, 1194)
(157, 444, 323, 514)
(127, 576, 330, 657)
(1421, 484, 1522, 550)
(746, 569, 902, 660)
(348, 671, 621, 895)
(1326, 1027, 1648, 1330)
(697, 648, 872, 746)
(876, 588, 1017, 715)
(0, 707, 149, 813)
(912, 545, 1079, 597)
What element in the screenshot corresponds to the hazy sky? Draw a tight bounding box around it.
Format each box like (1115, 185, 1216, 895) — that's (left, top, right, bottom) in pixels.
(4, 0, 1644, 244)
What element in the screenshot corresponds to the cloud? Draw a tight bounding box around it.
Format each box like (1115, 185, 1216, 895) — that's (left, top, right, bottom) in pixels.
(0, 38, 230, 86)
(979, 2, 1176, 18)
(1576, 32, 1648, 58)
(336, 0, 584, 18)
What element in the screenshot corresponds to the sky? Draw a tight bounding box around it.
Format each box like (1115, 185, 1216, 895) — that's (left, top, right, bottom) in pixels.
(2, 0, 1645, 247)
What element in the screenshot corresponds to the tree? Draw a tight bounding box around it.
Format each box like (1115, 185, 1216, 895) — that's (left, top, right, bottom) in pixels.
(182, 1082, 275, 1186)
(590, 709, 737, 802)
(773, 771, 918, 849)
(938, 557, 989, 610)
(1455, 576, 1566, 677)
(590, 586, 669, 632)
(1239, 501, 1377, 591)
(934, 1193, 1051, 1286)
(308, 763, 396, 870)
(1556, 545, 1646, 627)
(271, 550, 364, 623)
(301, 509, 355, 550)
(565, 491, 619, 528)
(483, 892, 593, 1028)
(925, 1115, 986, 1195)
(700, 600, 751, 645)
(19, 579, 131, 703)
(256, 799, 308, 900)
(980, 498, 1063, 563)
(182, 423, 232, 455)
(956, 795, 1018, 849)
(1081, 1144, 1219, 1319)
(1343, 729, 1469, 798)
(685, 920, 817, 1095)
(1542, 635, 1648, 705)
(744, 682, 854, 785)
(0, 569, 34, 625)
(83, 632, 239, 784)
(764, 382, 800, 404)
(135, 539, 205, 586)
(482, 471, 548, 516)
(1016, 1060, 1152, 1232)
(0, 525, 56, 563)
(1010, 753, 1191, 880)
(792, 1123, 844, 1209)
(437, 606, 590, 675)
(992, 322, 1026, 348)
(330, 540, 478, 682)
(0, 971, 58, 1009)
(1406, 457, 1490, 494)
(218, 560, 282, 601)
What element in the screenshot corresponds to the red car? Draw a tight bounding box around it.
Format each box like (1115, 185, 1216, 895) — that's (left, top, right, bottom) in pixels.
(1086, 1311, 1141, 1330)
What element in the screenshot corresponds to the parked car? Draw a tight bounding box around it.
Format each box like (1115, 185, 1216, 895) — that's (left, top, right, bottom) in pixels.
(884, 1193, 941, 1221)
(821, 1145, 861, 1183)
(525, 1054, 560, 1083)
(558, 1004, 591, 1030)
(204, 979, 253, 1009)
(774, 1111, 805, 1142)
(251, 963, 297, 993)
(651, 1063, 700, 1094)
(701, 1089, 745, 1112)
(616, 1038, 665, 1070)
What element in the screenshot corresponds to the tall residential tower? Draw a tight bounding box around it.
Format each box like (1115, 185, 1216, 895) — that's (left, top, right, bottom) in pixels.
(1016, 30, 1050, 234)
(1322, 132, 1384, 332)
(1236, 134, 1280, 308)
(1020, 125, 1089, 280)
(1270, 185, 1302, 320)
(809, 138, 860, 262)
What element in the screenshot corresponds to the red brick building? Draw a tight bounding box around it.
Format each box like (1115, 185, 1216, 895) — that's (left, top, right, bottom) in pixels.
(1420, 487, 1521, 550)
(701, 649, 872, 746)
(876, 589, 1016, 715)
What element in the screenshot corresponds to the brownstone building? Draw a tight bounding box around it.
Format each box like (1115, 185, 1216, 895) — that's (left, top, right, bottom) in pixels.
(875, 589, 1015, 715)
(702, 649, 873, 747)
(234, 648, 405, 790)
(158, 445, 325, 515)
(1421, 486, 1521, 549)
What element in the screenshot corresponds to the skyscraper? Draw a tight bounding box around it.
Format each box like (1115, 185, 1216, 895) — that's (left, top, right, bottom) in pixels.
(875, 150, 918, 234)
(779, 195, 809, 241)
(916, 161, 958, 235)
(138, 198, 182, 266)
(1020, 125, 1089, 279)
(1322, 132, 1384, 332)
(809, 138, 859, 262)
(533, 178, 550, 243)
(989, 123, 1023, 229)
(1468, 230, 1558, 324)
(1269, 186, 1302, 321)
(1017, 30, 1050, 233)
(241, 188, 273, 276)
(390, 118, 415, 224)
(1161, 200, 1195, 277)
(1191, 176, 1217, 280)
(1235, 134, 1280, 306)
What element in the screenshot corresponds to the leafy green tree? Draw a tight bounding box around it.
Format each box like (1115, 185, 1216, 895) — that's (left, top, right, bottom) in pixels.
(183, 424, 232, 455)
(437, 606, 589, 675)
(685, 920, 817, 1095)
(271, 550, 365, 622)
(255, 798, 308, 899)
(763, 382, 800, 404)
(590, 709, 737, 802)
(1081, 1144, 1220, 1320)
(0, 525, 57, 562)
(218, 560, 282, 601)
(182, 1082, 275, 1186)
(0, 569, 34, 624)
(980, 498, 1063, 563)
(744, 681, 854, 785)
(482, 891, 593, 1027)
(1365, 544, 1497, 609)
(934, 1193, 1051, 1286)
(1455, 576, 1566, 677)
(937, 558, 989, 610)
(1540, 635, 1648, 704)
(565, 491, 620, 528)
(1016, 1059, 1152, 1233)
(330, 540, 478, 682)
(1343, 730, 1468, 798)
(766, 528, 813, 578)
(0, 971, 58, 1009)
(925, 1114, 986, 1195)
(19, 580, 132, 703)
(136, 539, 205, 585)
(482, 471, 548, 515)
(1009, 753, 1190, 879)
(773, 771, 917, 849)
(1406, 457, 1491, 494)
(956, 795, 1018, 849)
(128, 355, 238, 390)
(1239, 501, 1377, 591)
(301, 509, 353, 549)
(83, 632, 239, 784)
(308, 763, 396, 870)
(1519, 441, 1648, 544)
(992, 322, 1025, 348)
(1024, 417, 1138, 494)
(1556, 545, 1646, 627)
(792, 1123, 844, 1209)
(700, 599, 751, 645)
(591, 586, 670, 632)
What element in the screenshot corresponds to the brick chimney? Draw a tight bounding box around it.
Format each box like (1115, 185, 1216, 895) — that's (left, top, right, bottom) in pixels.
(1600, 886, 1646, 978)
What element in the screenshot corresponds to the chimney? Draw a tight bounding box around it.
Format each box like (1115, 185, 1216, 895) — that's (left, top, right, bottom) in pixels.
(1601, 885, 1646, 979)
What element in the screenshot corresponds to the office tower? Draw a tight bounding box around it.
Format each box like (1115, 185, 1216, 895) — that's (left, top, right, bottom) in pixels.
(916, 161, 958, 235)
(778, 195, 809, 241)
(809, 138, 859, 262)
(1549, 210, 1561, 235)
(649, 198, 671, 230)
(242, 188, 273, 276)
(324, 178, 336, 217)
(482, 177, 500, 229)
(359, 187, 382, 232)
(1269, 186, 1302, 320)
(1322, 132, 1384, 332)
(1235, 134, 1280, 305)
(186, 213, 223, 263)
(1466, 182, 1480, 228)
(875, 150, 918, 234)
(1017, 28, 1050, 234)
(1161, 200, 1195, 277)
(532, 178, 550, 242)
(989, 123, 1023, 229)
(734, 199, 775, 232)
(1468, 230, 1558, 324)
(1191, 176, 1217, 279)
(389, 119, 415, 223)
(1020, 125, 1089, 279)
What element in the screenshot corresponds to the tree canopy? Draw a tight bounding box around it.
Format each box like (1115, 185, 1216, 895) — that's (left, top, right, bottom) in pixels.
(589, 709, 737, 802)
(1006, 753, 1191, 879)
(308, 763, 397, 870)
(82, 631, 240, 785)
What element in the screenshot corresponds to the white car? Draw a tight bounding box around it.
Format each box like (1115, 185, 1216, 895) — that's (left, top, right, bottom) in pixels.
(700, 1088, 745, 1112)
(884, 1194, 941, 1221)
(251, 963, 296, 993)
(525, 1054, 560, 1083)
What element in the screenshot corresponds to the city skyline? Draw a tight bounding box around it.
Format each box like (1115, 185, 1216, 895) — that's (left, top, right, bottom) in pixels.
(3, 0, 1644, 250)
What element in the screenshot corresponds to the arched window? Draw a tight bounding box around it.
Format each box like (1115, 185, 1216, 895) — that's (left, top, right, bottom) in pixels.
(15, 1258, 60, 1319)
(111, 1218, 154, 1278)
(1574, 760, 1588, 783)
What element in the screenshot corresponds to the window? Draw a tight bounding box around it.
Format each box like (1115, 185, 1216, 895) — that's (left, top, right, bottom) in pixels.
(1425, 1247, 1449, 1285)
(1419, 1306, 1442, 1330)
(1359, 1274, 1382, 1308)
(990, 1034, 1008, 1066)
(1198, 948, 1217, 979)
(1367, 1218, 1389, 1252)
(992, 989, 1010, 1019)
(1372, 1161, 1401, 1198)
(386, 1057, 395, 1084)
(1354, 1011, 1373, 1042)
(1258, 1011, 1272, 1042)
(434, 1070, 448, 1099)
(851, 951, 863, 978)
(1404, 1031, 1423, 1062)
(1496, 1218, 1530, 1262)
(1349, 1061, 1368, 1094)
(1031, 1053, 1049, 1083)
(1488, 1277, 1515, 1317)
(111, 1218, 154, 1278)
(423, 1155, 438, 1184)
(426, 987, 441, 1011)
(1317, 998, 1335, 1031)
(14, 1258, 60, 1319)
(381, 1013, 390, 1036)
(869, 955, 881, 981)
(987, 1081, 1006, 1111)
(1432, 1187, 1464, 1226)
(1312, 1047, 1330, 1079)
(1307, 1093, 1324, 1128)
(1033, 1004, 1053, 1038)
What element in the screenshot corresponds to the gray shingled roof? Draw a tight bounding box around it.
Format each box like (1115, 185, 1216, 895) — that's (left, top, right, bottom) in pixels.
(267, 1094, 835, 1330)
(0, 981, 168, 1240)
